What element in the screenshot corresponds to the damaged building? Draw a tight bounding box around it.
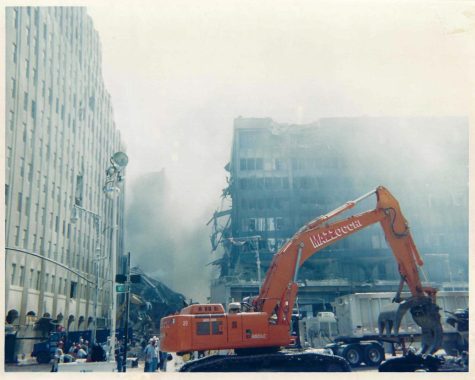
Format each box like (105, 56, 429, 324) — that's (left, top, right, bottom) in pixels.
(118, 266, 186, 336)
(209, 116, 468, 317)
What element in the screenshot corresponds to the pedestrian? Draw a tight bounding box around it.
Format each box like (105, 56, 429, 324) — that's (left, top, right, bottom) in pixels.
(159, 351, 168, 372)
(82, 340, 89, 354)
(116, 339, 124, 372)
(153, 337, 161, 372)
(143, 338, 157, 372)
(68, 342, 76, 355)
(77, 346, 87, 359)
(51, 344, 64, 372)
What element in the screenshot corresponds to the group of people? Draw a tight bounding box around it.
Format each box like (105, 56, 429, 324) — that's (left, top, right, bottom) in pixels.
(51, 334, 169, 372)
(67, 338, 90, 358)
(143, 336, 167, 372)
(51, 337, 95, 371)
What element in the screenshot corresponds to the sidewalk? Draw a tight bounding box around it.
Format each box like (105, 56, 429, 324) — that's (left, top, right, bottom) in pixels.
(16, 356, 39, 366)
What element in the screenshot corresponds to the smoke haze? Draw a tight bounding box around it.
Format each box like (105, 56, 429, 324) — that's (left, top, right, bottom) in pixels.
(85, 1, 474, 301)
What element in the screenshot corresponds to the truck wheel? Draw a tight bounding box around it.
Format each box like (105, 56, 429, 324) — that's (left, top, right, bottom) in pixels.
(363, 344, 384, 366)
(342, 345, 362, 367)
(36, 351, 51, 364)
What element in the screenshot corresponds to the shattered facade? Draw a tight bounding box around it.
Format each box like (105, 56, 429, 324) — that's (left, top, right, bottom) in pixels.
(210, 117, 468, 316)
(123, 267, 186, 336)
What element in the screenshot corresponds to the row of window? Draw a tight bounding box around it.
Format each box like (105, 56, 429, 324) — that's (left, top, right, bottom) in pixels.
(10, 231, 95, 273)
(237, 176, 339, 192)
(9, 263, 84, 297)
(239, 177, 290, 190)
(238, 156, 344, 172)
(9, 189, 78, 236)
(240, 158, 263, 171)
(241, 217, 285, 233)
(240, 197, 286, 211)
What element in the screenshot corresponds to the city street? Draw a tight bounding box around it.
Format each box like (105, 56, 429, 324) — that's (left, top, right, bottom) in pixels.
(4, 4, 470, 374)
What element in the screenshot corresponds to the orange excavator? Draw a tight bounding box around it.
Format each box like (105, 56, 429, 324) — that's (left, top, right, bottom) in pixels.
(160, 186, 443, 371)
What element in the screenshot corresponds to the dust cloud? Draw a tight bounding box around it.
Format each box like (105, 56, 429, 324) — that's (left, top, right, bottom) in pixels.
(86, 1, 473, 301)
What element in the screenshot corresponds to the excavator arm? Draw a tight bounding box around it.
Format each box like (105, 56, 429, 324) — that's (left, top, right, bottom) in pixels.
(253, 186, 441, 353)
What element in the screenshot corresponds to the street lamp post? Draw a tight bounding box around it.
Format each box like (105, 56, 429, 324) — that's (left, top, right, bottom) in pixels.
(70, 204, 106, 344)
(103, 152, 128, 366)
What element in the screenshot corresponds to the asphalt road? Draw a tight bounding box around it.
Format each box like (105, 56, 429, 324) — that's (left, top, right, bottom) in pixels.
(4, 362, 378, 373)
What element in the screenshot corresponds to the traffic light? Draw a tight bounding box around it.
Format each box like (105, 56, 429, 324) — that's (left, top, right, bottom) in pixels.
(115, 274, 127, 283)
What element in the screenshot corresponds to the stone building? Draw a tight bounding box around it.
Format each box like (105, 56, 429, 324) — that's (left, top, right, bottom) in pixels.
(210, 117, 468, 316)
(4, 6, 125, 352)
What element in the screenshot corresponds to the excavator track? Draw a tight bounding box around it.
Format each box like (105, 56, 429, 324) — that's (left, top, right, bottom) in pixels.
(179, 350, 351, 372)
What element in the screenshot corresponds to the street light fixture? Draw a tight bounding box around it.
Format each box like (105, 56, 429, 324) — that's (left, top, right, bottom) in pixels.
(111, 151, 129, 169)
(104, 151, 128, 366)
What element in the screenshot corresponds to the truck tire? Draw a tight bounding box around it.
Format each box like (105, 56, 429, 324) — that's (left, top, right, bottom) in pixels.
(36, 351, 51, 364)
(341, 345, 363, 367)
(363, 344, 384, 366)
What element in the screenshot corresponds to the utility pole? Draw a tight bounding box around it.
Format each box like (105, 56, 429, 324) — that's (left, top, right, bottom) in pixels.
(122, 252, 131, 372)
(115, 252, 140, 372)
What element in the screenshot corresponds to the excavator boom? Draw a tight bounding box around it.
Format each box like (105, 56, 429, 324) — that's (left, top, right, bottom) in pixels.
(160, 186, 443, 360)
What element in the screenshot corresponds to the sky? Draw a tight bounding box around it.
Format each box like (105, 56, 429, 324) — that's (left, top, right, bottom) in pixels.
(79, 0, 474, 300)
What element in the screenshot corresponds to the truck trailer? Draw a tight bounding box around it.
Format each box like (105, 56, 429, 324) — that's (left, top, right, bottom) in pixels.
(299, 291, 468, 367)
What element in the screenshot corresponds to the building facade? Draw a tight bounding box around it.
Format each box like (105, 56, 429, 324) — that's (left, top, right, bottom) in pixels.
(210, 117, 468, 316)
(5, 6, 125, 349)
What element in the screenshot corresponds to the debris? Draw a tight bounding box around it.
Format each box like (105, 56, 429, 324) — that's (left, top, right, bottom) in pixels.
(378, 350, 469, 372)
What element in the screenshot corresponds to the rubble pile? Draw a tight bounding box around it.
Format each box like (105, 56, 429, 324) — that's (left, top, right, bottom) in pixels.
(378, 351, 469, 372)
(126, 267, 187, 334)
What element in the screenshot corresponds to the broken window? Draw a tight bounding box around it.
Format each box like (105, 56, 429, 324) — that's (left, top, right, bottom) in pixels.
(256, 218, 266, 231)
(267, 218, 275, 231)
(275, 158, 286, 170)
(239, 158, 263, 171)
